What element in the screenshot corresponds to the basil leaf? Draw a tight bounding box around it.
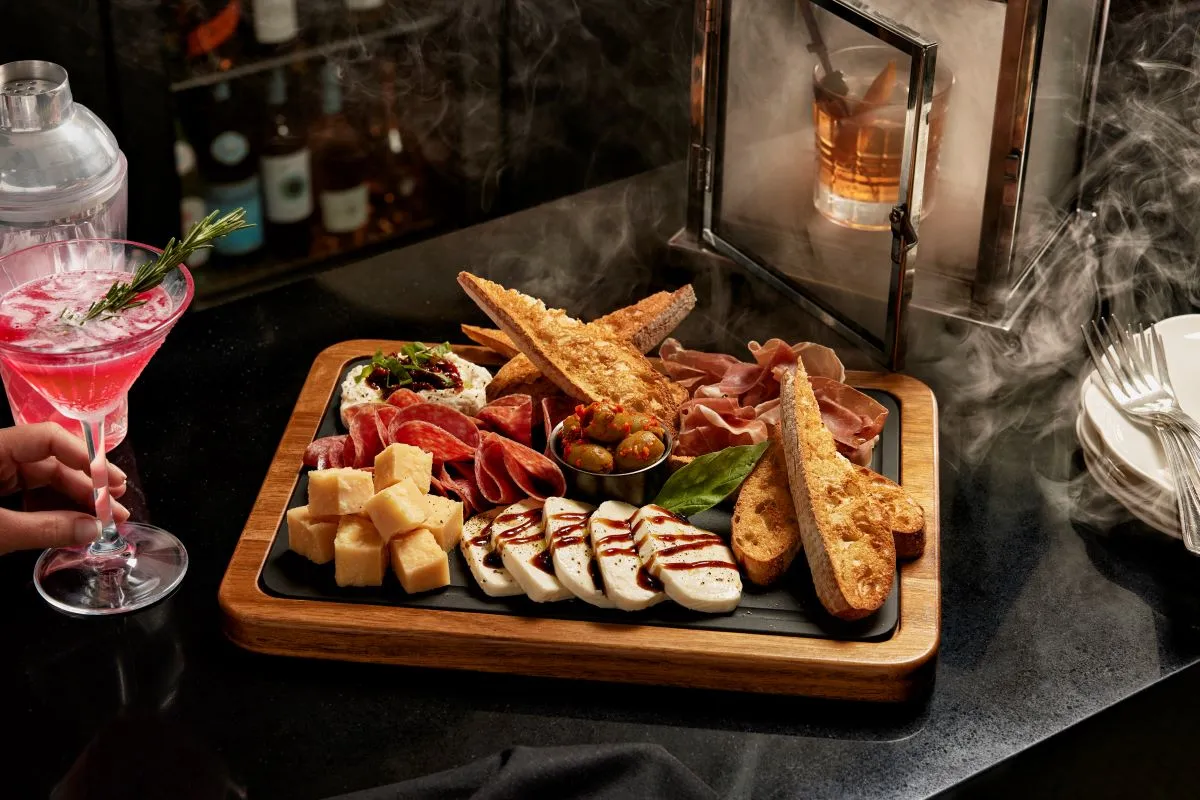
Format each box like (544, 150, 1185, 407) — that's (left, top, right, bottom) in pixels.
(652, 441, 770, 517)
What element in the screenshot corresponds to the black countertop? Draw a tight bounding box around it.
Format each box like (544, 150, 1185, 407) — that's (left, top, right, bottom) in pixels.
(5, 168, 1200, 800)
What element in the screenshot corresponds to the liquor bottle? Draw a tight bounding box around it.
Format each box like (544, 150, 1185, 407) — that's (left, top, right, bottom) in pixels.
(250, 0, 300, 48)
(260, 68, 313, 257)
(311, 62, 370, 249)
(176, 0, 244, 72)
(200, 82, 265, 258)
(367, 59, 425, 236)
(173, 121, 210, 267)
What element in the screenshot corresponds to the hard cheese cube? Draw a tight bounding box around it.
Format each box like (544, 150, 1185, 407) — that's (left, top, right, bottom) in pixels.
(389, 529, 451, 593)
(421, 495, 464, 551)
(308, 468, 374, 517)
(364, 476, 427, 539)
(286, 505, 338, 564)
(374, 443, 433, 494)
(334, 515, 387, 587)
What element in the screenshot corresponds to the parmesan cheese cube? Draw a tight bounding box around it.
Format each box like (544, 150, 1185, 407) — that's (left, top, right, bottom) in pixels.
(421, 495, 464, 551)
(308, 468, 374, 517)
(374, 443, 433, 494)
(389, 529, 450, 593)
(334, 515, 387, 587)
(286, 505, 339, 564)
(364, 476, 427, 539)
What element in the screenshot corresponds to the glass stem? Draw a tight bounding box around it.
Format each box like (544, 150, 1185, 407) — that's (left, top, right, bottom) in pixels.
(83, 416, 123, 554)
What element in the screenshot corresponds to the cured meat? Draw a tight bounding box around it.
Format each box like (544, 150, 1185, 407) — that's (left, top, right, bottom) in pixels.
(391, 420, 476, 463)
(374, 404, 401, 451)
(810, 377, 888, 447)
(391, 403, 481, 448)
(432, 461, 490, 516)
(385, 388, 424, 409)
(476, 394, 533, 446)
(344, 404, 384, 468)
(659, 338, 886, 458)
(304, 435, 348, 469)
(676, 397, 770, 457)
(541, 395, 577, 436)
(475, 432, 565, 504)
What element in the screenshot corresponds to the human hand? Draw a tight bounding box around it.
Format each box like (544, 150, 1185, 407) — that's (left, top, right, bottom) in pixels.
(0, 422, 129, 555)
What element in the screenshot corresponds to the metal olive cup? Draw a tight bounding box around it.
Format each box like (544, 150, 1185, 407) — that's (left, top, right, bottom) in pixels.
(547, 421, 675, 506)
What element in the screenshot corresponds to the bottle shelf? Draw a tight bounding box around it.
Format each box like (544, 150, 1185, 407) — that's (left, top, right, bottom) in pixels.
(191, 214, 443, 309)
(169, 13, 451, 93)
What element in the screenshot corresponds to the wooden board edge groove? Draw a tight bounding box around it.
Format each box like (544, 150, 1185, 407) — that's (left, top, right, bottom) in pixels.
(218, 341, 941, 701)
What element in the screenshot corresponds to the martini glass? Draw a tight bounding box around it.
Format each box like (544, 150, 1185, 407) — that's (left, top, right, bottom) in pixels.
(0, 239, 193, 615)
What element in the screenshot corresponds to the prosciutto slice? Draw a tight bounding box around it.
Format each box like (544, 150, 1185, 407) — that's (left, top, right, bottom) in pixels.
(659, 337, 887, 459)
(676, 397, 771, 457)
(476, 395, 533, 446)
(391, 420, 476, 463)
(475, 432, 565, 504)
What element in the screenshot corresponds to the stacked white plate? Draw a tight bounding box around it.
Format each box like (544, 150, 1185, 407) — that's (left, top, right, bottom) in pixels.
(1077, 315, 1200, 538)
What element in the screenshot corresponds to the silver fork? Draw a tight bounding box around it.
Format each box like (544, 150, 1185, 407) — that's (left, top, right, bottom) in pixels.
(1082, 317, 1200, 553)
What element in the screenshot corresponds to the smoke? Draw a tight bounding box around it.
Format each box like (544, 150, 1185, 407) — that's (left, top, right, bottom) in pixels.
(915, 0, 1200, 530)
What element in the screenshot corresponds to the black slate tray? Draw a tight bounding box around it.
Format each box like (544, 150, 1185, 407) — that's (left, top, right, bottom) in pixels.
(259, 359, 901, 641)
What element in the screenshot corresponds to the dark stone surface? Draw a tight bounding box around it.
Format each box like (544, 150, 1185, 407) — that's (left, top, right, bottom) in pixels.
(3, 168, 1200, 799)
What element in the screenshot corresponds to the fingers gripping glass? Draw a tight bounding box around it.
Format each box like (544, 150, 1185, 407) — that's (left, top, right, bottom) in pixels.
(0, 240, 194, 615)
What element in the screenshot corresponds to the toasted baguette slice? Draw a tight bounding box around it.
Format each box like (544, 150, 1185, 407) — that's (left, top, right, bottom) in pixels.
(461, 324, 521, 359)
(460, 273, 687, 422)
(780, 362, 895, 620)
(732, 441, 802, 586)
(485, 286, 697, 401)
(595, 285, 697, 353)
(853, 464, 925, 559)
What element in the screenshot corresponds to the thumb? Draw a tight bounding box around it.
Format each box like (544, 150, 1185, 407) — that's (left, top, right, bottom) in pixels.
(0, 508, 100, 555)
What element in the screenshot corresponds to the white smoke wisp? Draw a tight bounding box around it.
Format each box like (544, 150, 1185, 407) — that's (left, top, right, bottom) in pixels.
(916, 1, 1200, 529)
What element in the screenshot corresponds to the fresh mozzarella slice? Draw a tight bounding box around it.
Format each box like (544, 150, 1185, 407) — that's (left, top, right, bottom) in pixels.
(460, 509, 523, 597)
(590, 500, 666, 612)
(489, 498, 572, 602)
(632, 504, 742, 613)
(544, 497, 611, 608)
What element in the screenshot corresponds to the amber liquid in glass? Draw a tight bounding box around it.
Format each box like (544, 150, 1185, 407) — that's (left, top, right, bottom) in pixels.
(812, 57, 949, 231)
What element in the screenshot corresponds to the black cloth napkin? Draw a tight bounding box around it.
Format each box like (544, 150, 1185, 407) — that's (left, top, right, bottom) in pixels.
(330, 743, 719, 800)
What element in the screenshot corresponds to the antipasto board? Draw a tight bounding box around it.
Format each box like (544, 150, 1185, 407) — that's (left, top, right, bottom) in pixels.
(219, 340, 940, 701)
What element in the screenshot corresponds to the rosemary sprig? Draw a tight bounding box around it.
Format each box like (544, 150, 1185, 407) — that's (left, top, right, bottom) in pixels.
(63, 209, 253, 324)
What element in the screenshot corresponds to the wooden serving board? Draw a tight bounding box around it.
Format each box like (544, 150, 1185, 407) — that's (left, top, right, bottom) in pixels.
(219, 340, 940, 701)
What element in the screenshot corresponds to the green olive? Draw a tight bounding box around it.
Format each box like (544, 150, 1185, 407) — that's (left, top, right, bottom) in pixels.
(622, 413, 666, 442)
(563, 441, 614, 473)
(613, 431, 666, 471)
(583, 404, 627, 443)
(560, 415, 583, 442)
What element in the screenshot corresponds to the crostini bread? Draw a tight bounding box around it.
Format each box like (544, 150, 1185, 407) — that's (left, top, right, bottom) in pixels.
(732, 441, 803, 586)
(484, 286, 696, 402)
(779, 362, 895, 620)
(458, 273, 687, 423)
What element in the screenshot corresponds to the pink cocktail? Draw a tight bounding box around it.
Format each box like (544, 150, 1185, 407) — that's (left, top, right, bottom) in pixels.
(0, 364, 128, 451)
(0, 239, 193, 616)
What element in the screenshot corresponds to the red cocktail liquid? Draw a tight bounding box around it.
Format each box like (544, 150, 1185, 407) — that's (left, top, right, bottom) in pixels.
(0, 271, 171, 418)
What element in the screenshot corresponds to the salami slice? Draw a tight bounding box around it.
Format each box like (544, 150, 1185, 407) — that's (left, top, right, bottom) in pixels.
(304, 435, 348, 469)
(445, 460, 489, 513)
(392, 403, 480, 448)
(374, 404, 401, 450)
(541, 395, 577, 436)
(476, 394, 533, 446)
(391, 420, 476, 463)
(344, 404, 384, 468)
(475, 432, 565, 503)
(385, 388, 425, 409)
